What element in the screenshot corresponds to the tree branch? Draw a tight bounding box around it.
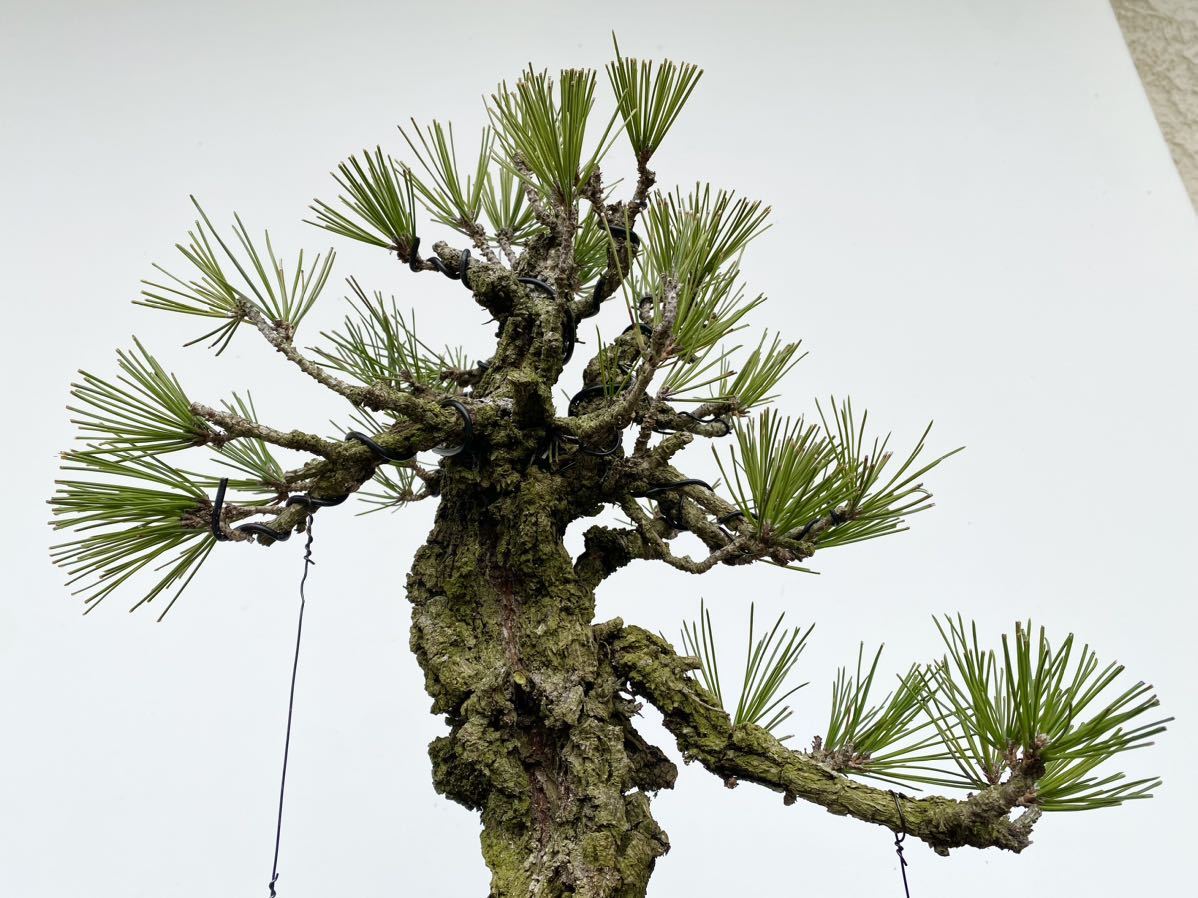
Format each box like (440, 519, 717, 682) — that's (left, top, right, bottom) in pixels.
(639, 400, 734, 441)
(238, 300, 442, 419)
(421, 242, 526, 318)
(191, 403, 342, 458)
(573, 524, 653, 591)
(620, 498, 747, 574)
(193, 402, 475, 544)
(555, 287, 677, 442)
(605, 624, 1042, 856)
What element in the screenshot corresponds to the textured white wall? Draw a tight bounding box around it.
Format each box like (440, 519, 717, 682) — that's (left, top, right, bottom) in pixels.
(1112, 0, 1198, 208)
(2, 1, 1196, 896)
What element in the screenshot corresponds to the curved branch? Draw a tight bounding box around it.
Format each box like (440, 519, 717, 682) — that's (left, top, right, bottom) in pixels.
(573, 524, 653, 590)
(605, 624, 1041, 856)
(620, 498, 747, 574)
(422, 242, 527, 318)
(554, 297, 676, 442)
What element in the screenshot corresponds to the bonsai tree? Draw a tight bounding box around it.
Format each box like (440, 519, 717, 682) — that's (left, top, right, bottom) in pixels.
(50, 45, 1169, 898)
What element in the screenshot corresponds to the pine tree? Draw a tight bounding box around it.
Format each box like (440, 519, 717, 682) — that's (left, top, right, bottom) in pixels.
(49, 43, 1169, 897)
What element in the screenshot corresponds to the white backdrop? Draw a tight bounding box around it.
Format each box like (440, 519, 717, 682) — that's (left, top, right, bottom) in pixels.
(2, 1, 1195, 895)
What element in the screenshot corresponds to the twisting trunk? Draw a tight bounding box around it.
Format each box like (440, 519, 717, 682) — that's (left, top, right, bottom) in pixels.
(407, 466, 674, 897)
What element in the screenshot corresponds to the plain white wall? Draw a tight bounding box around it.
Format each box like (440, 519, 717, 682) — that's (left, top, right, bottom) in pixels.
(2, 1, 1195, 895)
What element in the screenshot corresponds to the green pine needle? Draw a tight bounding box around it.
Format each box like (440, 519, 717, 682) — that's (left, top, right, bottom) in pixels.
(307, 147, 418, 255)
(642, 185, 770, 297)
(607, 38, 703, 162)
(68, 338, 213, 456)
(713, 409, 840, 539)
(709, 331, 806, 411)
(638, 185, 770, 359)
(211, 392, 288, 502)
(573, 211, 614, 289)
(489, 67, 618, 208)
(141, 198, 333, 351)
(315, 279, 454, 391)
(356, 465, 420, 515)
(49, 451, 216, 618)
(714, 401, 958, 549)
(819, 645, 949, 788)
(401, 121, 491, 235)
(681, 600, 810, 740)
(481, 166, 539, 246)
(918, 616, 1170, 810)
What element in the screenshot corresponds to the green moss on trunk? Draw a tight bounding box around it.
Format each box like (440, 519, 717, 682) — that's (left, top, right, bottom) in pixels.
(406, 465, 671, 897)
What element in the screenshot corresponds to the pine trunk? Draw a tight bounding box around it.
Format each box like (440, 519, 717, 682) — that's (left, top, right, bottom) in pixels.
(407, 465, 674, 897)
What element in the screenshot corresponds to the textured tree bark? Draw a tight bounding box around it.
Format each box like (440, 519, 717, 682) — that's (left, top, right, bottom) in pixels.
(406, 466, 673, 897)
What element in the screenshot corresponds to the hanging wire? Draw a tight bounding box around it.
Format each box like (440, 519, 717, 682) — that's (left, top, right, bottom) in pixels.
(889, 790, 912, 898)
(267, 512, 316, 897)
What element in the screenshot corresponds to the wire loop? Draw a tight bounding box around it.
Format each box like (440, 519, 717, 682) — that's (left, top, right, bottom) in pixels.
(433, 398, 473, 457)
(408, 236, 476, 289)
(210, 477, 231, 542)
(236, 522, 293, 543)
(407, 236, 424, 273)
(459, 248, 472, 289)
(643, 479, 713, 530)
(208, 478, 346, 544)
(561, 304, 576, 364)
(889, 790, 912, 898)
(621, 321, 654, 341)
(680, 411, 733, 436)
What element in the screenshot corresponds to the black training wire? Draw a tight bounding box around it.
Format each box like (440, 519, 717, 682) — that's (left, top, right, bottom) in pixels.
(237, 521, 292, 542)
(567, 384, 611, 417)
(407, 237, 424, 272)
(678, 411, 732, 436)
(643, 478, 711, 497)
(433, 398, 474, 457)
(459, 248, 472, 289)
(644, 479, 712, 530)
(407, 236, 476, 286)
(561, 305, 576, 364)
(621, 321, 653, 340)
(236, 495, 345, 543)
(267, 513, 316, 898)
(345, 430, 415, 463)
(606, 224, 641, 246)
(889, 791, 912, 898)
(210, 478, 231, 541)
(517, 276, 555, 298)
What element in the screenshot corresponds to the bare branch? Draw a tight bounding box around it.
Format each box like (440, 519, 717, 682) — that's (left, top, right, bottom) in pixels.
(191, 403, 341, 458)
(620, 498, 747, 574)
